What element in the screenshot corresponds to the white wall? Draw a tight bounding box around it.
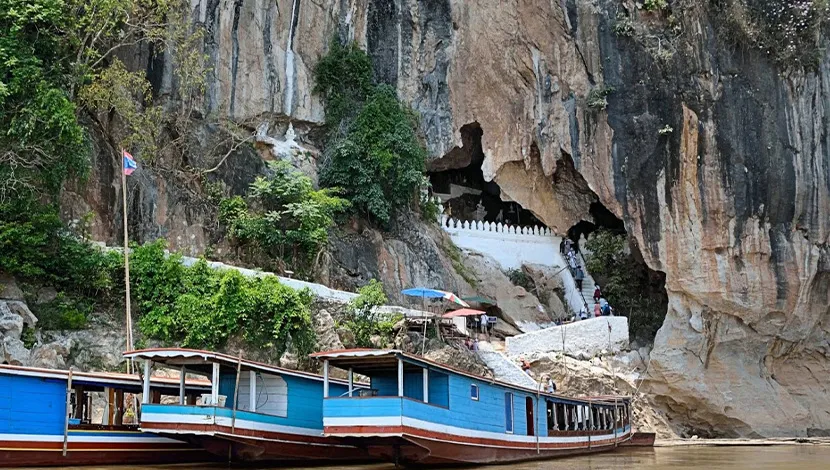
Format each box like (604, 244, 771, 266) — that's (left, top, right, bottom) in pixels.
(440, 216, 559, 270)
(506, 316, 629, 358)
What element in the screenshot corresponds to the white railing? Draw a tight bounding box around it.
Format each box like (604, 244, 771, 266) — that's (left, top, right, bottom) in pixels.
(439, 215, 554, 238)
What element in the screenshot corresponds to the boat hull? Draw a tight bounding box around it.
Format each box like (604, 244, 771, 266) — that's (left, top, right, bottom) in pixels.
(327, 424, 633, 465)
(142, 420, 372, 463)
(0, 431, 210, 468)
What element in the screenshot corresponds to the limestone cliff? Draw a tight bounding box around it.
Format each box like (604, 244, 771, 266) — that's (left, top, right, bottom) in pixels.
(62, 0, 829, 437)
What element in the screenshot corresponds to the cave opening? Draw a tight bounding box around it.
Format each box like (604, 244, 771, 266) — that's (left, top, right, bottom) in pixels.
(428, 123, 543, 227)
(567, 201, 626, 243)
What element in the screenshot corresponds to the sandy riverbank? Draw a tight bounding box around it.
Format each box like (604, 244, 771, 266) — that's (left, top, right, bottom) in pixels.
(655, 437, 830, 447)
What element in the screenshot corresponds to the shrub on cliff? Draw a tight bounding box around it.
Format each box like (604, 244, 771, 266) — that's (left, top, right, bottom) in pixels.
(131, 240, 315, 356)
(0, 199, 123, 329)
(218, 160, 349, 276)
(585, 230, 667, 343)
(314, 40, 427, 226)
(338, 279, 401, 348)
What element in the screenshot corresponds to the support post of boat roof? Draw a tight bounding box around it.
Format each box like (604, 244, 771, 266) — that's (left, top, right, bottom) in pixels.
(323, 360, 330, 398)
(563, 403, 569, 430)
(211, 362, 220, 405)
(142, 360, 151, 404)
(397, 357, 404, 398)
(552, 401, 557, 430)
(249, 370, 257, 411)
(422, 367, 429, 404)
(179, 366, 186, 405)
(588, 400, 594, 431)
(614, 398, 618, 446)
(348, 368, 353, 397)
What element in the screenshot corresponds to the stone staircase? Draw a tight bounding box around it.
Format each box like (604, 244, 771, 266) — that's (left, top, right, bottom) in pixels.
(476, 342, 538, 389)
(573, 252, 597, 311)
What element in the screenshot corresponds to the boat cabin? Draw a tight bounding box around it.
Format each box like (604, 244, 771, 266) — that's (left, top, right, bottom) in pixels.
(0, 363, 211, 468)
(312, 349, 632, 465)
(123, 348, 368, 462)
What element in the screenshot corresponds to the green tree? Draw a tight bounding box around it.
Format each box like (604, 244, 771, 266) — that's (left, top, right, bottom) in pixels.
(132, 240, 316, 356)
(219, 161, 349, 275)
(339, 279, 401, 347)
(586, 230, 667, 343)
(314, 40, 428, 226)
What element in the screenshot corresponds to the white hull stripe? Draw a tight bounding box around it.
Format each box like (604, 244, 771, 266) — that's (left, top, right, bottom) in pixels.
(324, 416, 628, 445)
(0, 433, 181, 444)
(141, 412, 324, 437)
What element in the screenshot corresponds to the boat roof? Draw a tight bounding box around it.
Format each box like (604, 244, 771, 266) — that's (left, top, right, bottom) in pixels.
(125, 348, 355, 387)
(310, 349, 630, 406)
(0, 363, 211, 393)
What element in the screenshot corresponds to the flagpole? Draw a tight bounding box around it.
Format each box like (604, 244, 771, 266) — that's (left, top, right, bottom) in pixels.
(121, 149, 134, 374)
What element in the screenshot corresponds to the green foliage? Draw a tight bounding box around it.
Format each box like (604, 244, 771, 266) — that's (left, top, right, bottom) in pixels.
(612, 13, 636, 37)
(441, 239, 478, 287)
(587, 85, 615, 110)
(313, 39, 374, 134)
(131, 240, 316, 355)
(21, 325, 36, 349)
(586, 230, 667, 343)
(506, 268, 536, 293)
(643, 0, 668, 11)
(339, 279, 400, 348)
(714, 0, 829, 69)
(219, 161, 349, 275)
(35, 292, 91, 330)
(0, 199, 123, 297)
(314, 40, 428, 226)
(0, 0, 90, 197)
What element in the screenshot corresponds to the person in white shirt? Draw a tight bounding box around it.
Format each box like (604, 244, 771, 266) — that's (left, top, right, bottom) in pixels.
(480, 313, 488, 334)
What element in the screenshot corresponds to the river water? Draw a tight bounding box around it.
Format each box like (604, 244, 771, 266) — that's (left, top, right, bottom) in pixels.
(36, 445, 830, 470)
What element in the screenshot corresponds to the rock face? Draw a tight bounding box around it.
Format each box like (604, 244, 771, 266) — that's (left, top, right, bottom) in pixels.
(506, 317, 629, 359)
(61, 0, 830, 437)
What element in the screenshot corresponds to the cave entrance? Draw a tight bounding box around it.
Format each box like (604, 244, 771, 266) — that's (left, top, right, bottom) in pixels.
(428, 123, 543, 227)
(566, 201, 626, 245)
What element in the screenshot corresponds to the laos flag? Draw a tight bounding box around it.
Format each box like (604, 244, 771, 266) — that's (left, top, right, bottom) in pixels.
(123, 150, 137, 175)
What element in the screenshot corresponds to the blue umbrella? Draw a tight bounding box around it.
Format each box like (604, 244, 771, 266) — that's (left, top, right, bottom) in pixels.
(401, 288, 446, 298)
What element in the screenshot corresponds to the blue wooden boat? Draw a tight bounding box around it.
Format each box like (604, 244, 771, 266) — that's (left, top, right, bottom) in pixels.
(0, 363, 212, 467)
(312, 349, 633, 465)
(124, 348, 373, 463)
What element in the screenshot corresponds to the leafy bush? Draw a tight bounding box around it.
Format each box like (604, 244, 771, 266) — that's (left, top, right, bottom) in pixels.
(714, 0, 829, 69)
(339, 279, 401, 347)
(643, 0, 668, 11)
(35, 293, 92, 330)
(506, 268, 536, 293)
(0, 199, 123, 312)
(315, 40, 428, 226)
(613, 13, 636, 36)
(587, 85, 615, 110)
(219, 161, 349, 275)
(132, 240, 316, 355)
(585, 230, 667, 343)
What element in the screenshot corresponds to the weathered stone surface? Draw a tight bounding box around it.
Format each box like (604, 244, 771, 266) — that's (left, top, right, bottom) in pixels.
(36, 287, 58, 305)
(29, 341, 70, 369)
(7, 301, 37, 328)
(2, 336, 30, 365)
(506, 316, 629, 358)
(313, 309, 345, 353)
(0, 302, 24, 340)
(0, 274, 24, 301)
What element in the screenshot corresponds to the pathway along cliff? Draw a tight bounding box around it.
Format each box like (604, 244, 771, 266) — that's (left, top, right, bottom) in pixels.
(8, 0, 827, 441)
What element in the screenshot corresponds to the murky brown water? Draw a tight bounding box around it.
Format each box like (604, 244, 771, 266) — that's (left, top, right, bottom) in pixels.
(32, 445, 830, 469)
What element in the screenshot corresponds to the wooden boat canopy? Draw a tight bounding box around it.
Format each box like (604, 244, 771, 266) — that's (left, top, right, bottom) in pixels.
(0, 363, 210, 394)
(311, 348, 628, 406)
(125, 347, 353, 386)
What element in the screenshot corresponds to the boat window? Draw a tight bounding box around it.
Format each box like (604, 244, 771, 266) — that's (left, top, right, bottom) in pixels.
(470, 384, 479, 401)
(237, 372, 287, 417)
(504, 392, 514, 433)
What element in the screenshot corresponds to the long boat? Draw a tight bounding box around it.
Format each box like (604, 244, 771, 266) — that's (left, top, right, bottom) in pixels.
(0, 363, 213, 467)
(311, 348, 633, 465)
(123, 348, 373, 463)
